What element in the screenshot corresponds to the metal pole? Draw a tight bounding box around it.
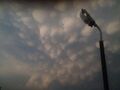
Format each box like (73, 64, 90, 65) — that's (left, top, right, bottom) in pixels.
(95, 25, 110, 90)
(80, 9, 109, 90)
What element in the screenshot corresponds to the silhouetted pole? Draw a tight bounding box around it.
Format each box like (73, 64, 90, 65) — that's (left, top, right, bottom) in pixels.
(80, 9, 109, 90)
(96, 25, 110, 90)
(0, 86, 2, 90)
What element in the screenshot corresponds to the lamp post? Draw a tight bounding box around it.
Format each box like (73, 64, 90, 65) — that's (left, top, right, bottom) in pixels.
(80, 9, 109, 90)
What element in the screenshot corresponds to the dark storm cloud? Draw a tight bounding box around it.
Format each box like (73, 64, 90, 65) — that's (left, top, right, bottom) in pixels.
(1, 0, 91, 2)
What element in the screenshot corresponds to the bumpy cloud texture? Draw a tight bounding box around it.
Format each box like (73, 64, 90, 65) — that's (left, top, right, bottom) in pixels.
(0, 0, 120, 90)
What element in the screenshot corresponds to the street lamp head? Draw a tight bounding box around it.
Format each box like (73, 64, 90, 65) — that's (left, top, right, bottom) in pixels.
(80, 9, 96, 27)
(80, 8, 103, 40)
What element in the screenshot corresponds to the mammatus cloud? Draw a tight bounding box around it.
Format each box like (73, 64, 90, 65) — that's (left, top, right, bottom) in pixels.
(32, 9, 48, 23)
(106, 20, 120, 35)
(39, 25, 49, 38)
(27, 17, 101, 90)
(26, 58, 101, 89)
(61, 16, 80, 32)
(0, 52, 31, 76)
(54, 1, 67, 12)
(0, 0, 120, 90)
(81, 25, 92, 37)
(91, 0, 115, 9)
(0, 2, 102, 90)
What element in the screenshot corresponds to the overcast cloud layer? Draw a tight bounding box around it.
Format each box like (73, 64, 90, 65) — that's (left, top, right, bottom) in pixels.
(0, 0, 120, 90)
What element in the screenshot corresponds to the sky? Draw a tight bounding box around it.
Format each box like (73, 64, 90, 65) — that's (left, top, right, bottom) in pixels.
(0, 0, 120, 90)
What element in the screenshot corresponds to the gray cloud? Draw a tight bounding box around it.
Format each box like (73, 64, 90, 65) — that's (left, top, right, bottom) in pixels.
(0, 0, 120, 90)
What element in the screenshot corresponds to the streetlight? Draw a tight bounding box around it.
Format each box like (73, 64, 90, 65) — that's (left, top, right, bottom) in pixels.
(80, 9, 109, 90)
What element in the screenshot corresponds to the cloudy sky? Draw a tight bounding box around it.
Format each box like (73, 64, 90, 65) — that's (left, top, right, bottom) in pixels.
(0, 0, 120, 90)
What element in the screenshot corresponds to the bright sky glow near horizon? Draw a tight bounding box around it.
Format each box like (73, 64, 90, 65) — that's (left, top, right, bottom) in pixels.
(0, 0, 120, 90)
